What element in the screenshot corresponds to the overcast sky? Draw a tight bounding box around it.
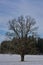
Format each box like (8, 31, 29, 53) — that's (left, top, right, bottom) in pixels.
(0, 0, 43, 43)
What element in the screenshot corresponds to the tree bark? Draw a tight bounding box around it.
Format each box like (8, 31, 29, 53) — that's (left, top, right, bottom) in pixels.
(21, 54, 24, 61)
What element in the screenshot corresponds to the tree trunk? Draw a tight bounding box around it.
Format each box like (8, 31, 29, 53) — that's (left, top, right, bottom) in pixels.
(21, 54, 24, 61)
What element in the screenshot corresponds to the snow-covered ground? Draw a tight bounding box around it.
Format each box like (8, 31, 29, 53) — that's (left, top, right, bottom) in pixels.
(0, 54, 43, 65)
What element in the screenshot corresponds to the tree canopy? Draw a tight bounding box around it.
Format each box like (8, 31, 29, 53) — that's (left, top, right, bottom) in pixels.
(6, 15, 38, 39)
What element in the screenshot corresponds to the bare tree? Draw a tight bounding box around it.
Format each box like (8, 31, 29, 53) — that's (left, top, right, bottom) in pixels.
(6, 15, 38, 61)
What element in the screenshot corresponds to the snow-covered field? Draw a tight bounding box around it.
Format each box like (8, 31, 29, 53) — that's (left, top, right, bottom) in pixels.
(0, 54, 43, 65)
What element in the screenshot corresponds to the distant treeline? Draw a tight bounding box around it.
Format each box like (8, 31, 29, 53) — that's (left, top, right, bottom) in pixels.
(0, 37, 43, 55)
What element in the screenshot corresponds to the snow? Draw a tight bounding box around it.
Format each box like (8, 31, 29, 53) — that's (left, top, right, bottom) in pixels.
(0, 54, 21, 62)
(0, 54, 43, 65)
(24, 55, 43, 61)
